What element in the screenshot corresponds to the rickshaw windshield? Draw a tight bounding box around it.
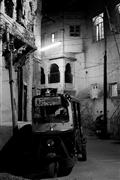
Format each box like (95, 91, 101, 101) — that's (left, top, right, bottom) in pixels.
(33, 96, 69, 124)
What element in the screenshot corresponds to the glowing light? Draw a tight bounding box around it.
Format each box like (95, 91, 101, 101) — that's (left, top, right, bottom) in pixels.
(40, 42, 61, 52)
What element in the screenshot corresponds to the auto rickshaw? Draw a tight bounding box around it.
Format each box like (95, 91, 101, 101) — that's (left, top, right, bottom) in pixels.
(32, 88, 87, 178)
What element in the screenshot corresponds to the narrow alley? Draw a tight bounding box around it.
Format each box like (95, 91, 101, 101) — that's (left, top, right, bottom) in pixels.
(0, 0, 120, 180)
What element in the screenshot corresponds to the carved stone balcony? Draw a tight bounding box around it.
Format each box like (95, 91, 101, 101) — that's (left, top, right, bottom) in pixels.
(0, 12, 36, 47)
(0, 11, 37, 69)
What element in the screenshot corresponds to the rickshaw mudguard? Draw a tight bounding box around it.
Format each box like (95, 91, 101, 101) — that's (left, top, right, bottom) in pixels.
(33, 131, 74, 165)
(59, 137, 72, 159)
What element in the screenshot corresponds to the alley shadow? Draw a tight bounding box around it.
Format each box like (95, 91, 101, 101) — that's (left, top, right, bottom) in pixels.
(0, 124, 72, 179)
(0, 124, 34, 178)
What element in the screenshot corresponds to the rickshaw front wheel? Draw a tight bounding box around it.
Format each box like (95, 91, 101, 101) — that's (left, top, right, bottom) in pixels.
(48, 162, 59, 178)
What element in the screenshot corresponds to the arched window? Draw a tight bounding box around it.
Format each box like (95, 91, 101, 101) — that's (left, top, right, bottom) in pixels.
(49, 64, 60, 83)
(92, 13, 104, 41)
(65, 63, 73, 83)
(41, 67, 45, 84)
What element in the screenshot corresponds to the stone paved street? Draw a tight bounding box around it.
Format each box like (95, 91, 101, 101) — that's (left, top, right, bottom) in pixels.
(52, 135, 120, 180)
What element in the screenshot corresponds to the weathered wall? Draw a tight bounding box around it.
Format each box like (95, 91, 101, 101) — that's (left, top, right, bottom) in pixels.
(41, 13, 85, 58)
(0, 0, 40, 126)
(79, 11, 120, 135)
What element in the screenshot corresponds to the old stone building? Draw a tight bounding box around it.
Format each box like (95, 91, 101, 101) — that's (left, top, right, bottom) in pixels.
(0, 0, 42, 146)
(40, 1, 120, 136)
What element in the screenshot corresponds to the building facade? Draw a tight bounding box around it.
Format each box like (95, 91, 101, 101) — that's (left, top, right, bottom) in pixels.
(0, 0, 42, 142)
(40, 3, 120, 136)
(41, 12, 85, 95)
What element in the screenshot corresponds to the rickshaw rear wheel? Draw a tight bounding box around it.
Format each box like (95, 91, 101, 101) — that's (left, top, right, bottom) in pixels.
(77, 149, 87, 161)
(81, 149, 87, 161)
(48, 162, 59, 178)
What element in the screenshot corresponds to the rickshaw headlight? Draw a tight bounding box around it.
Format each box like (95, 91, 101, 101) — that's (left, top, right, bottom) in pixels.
(47, 139, 55, 147)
